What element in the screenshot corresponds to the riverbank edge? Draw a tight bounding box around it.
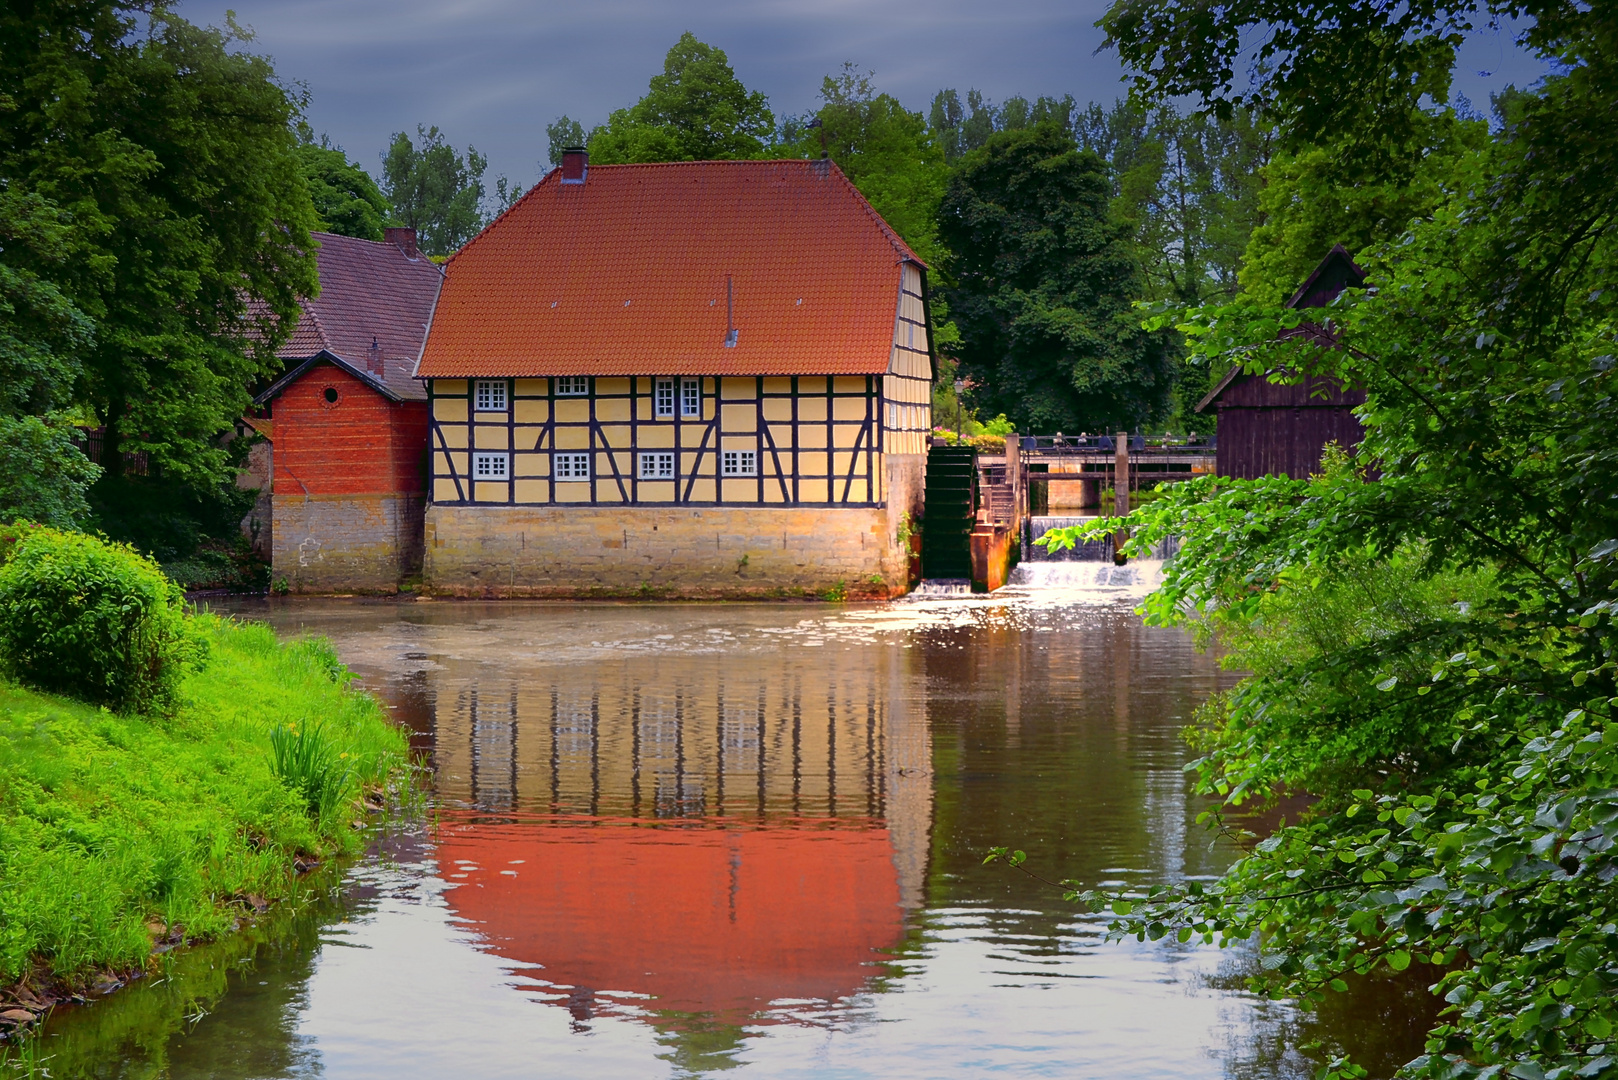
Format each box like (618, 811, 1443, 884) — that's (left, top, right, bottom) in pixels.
(0, 616, 413, 1044)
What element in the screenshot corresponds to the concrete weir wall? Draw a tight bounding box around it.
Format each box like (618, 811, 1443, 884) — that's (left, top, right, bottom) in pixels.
(424, 505, 905, 598)
(273, 494, 425, 592)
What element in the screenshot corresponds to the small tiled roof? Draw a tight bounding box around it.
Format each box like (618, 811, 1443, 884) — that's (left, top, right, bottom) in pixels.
(274, 231, 442, 401)
(417, 159, 924, 379)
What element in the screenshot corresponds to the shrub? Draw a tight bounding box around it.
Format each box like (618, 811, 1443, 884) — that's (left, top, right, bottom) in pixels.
(269, 720, 354, 823)
(0, 528, 201, 713)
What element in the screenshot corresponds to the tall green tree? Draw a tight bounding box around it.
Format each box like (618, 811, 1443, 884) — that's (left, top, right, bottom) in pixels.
(545, 116, 587, 165)
(588, 33, 774, 164)
(938, 124, 1171, 433)
(0, 3, 317, 496)
(381, 125, 487, 257)
(781, 66, 948, 267)
(295, 130, 391, 242)
(1030, 4, 1618, 1079)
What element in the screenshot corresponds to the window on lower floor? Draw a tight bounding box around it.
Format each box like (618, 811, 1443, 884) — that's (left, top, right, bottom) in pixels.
(639, 451, 674, 479)
(473, 452, 508, 479)
(475, 379, 506, 411)
(721, 449, 757, 476)
(554, 451, 591, 480)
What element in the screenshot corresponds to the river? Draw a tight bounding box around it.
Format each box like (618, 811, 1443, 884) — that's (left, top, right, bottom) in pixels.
(21, 572, 1430, 1078)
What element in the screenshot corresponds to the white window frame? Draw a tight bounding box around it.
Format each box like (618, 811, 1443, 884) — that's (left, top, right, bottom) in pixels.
(680, 378, 700, 417)
(721, 449, 757, 477)
(654, 378, 675, 417)
(474, 379, 507, 411)
(472, 452, 508, 479)
(555, 375, 589, 397)
(639, 451, 675, 479)
(553, 451, 591, 480)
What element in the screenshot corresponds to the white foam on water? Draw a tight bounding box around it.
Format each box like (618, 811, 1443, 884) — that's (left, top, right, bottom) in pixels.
(1006, 559, 1165, 601)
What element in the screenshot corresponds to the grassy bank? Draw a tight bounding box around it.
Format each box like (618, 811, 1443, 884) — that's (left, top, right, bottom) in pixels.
(0, 614, 409, 991)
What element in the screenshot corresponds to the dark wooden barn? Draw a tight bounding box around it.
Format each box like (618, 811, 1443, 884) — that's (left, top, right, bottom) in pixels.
(1197, 245, 1368, 479)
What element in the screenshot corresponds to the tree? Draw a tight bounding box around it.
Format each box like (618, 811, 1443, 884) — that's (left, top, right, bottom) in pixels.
(381, 125, 488, 257)
(588, 33, 774, 164)
(295, 129, 391, 242)
(938, 124, 1171, 434)
(546, 116, 587, 166)
(1025, 4, 1618, 1078)
(780, 66, 948, 267)
(0, 4, 318, 496)
(928, 89, 1074, 163)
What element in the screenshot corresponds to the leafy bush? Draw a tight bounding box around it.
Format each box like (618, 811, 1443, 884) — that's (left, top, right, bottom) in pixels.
(0, 528, 201, 713)
(0, 416, 101, 528)
(269, 720, 354, 823)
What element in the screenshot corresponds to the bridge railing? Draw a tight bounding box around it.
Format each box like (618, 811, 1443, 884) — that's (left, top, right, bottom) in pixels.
(1019, 434, 1216, 454)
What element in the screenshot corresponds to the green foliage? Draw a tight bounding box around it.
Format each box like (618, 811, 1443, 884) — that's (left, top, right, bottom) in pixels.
(588, 33, 774, 164)
(0, 4, 319, 488)
(781, 66, 949, 268)
(0, 416, 100, 528)
(381, 124, 488, 257)
(269, 718, 354, 825)
(1237, 114, 1487, 305)
(0, 529, 199, 714)
(0, 188, 93, 419)
(939, 123, 1172, 434)
(928, 88, 1076, 163)
(546, 116, 587, 165)
(1029, 4, 1618, 1076)
(295, 132, 391, 241)
(0, 614, 409, 982)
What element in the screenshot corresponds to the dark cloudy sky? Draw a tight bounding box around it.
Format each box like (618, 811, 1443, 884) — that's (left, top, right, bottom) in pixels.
(182, 0, 1549, 192)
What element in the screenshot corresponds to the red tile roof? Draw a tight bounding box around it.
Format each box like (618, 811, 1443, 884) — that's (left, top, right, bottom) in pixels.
(417, 159, 924, 379)
(279, 232, 443, 401)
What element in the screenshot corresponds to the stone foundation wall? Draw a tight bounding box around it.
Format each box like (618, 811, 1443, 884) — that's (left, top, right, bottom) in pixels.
(424, 454, 925, 599)
(272, 493, 425, 592)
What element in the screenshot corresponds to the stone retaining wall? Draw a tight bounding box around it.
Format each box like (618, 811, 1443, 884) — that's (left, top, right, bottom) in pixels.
(272, 493, 424, 592)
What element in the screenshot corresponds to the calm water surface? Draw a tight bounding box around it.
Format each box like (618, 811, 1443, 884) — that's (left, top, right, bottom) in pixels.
(26, 574, 1423, 1078)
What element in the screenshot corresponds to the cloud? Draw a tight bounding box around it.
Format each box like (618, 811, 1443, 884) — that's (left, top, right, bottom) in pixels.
(184, 0, 1127, 185)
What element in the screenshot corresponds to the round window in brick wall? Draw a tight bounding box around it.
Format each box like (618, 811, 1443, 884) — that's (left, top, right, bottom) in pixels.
(321, 386, 340, 408)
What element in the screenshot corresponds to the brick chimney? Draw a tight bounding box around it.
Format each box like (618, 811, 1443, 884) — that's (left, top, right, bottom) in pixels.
(367, 336, 384, 378)
(561, 147, 588, 185)
(384, 227, 418, 259)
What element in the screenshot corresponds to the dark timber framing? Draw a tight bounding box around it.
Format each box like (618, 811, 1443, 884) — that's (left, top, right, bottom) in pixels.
(427, 374, 885, 507)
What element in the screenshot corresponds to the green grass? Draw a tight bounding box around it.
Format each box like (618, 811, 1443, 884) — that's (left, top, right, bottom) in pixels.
(0, 614, 409, 985)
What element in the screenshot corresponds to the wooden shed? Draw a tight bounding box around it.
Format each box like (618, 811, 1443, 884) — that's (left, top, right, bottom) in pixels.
(1196, 245, 1367, 479)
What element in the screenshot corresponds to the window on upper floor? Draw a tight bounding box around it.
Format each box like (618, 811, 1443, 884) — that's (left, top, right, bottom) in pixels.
(680, 378, 700, 417)
(475, 379, 506, 411)
(554, 451, 591, 480)
(655, 378, 675, 417)
(555, 376, 589, 396)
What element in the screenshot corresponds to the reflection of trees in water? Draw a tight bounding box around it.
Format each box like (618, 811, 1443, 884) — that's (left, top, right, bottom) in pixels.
(1205, 937, 1441, 1080)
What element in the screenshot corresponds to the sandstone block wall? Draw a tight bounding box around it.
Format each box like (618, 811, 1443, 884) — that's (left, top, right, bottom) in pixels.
(424, 454, 926, 599)
(272, 494, 425, 592)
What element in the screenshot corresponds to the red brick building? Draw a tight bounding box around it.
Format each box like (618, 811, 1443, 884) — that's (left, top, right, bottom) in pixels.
(254, 228, 442, 591)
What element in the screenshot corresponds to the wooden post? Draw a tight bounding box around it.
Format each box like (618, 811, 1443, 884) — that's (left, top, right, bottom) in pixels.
(1114, 430, 1130, 565)
(1005, 431, 1020, 533)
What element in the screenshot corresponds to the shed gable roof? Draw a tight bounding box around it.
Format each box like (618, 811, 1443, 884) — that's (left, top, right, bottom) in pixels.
(277, 231, 443, 401)
(1196, 244, 1367, 413)
(416, 159, 924, 379)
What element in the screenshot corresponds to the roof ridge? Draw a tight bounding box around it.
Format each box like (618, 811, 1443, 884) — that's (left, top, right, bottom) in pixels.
(299, 300, 333, 353)
(446, 167, 557, 270)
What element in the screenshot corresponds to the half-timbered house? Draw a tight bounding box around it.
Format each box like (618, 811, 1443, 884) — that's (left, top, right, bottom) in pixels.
(414, 151, 933, 596)
(253, 228, 442, 591)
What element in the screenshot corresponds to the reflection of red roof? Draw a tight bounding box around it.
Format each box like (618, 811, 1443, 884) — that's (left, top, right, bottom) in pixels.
(438, 819, 903, 1016)
(280, 232, 442, 401)
(417, 160, 923, 379)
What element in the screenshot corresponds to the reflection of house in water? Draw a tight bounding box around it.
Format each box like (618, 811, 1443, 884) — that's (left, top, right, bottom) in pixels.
(423, 646, 932, 1032)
